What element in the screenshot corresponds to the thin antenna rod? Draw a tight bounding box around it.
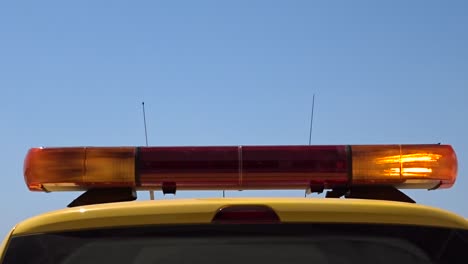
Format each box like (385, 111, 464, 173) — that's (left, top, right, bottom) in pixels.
(142, 102, 149, 147)
(308, 94, 315, 145)
(305, 94, 315, 198)
(142, 102, 155, 200)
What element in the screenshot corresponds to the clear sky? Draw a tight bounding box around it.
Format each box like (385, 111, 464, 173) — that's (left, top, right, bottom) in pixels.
(1, 0, 467, 237)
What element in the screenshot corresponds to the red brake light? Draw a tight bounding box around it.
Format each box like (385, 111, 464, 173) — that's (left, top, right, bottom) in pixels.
(212, 205, 281, 224)
(24, 145, 457, 192)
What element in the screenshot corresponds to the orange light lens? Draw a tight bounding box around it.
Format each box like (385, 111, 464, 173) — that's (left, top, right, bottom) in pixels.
(24, 147, 136, 191)
(352, 145, 457, 189)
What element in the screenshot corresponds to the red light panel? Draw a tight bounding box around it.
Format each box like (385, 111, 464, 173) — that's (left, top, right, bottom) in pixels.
(138, 146, 348, 190)
(138, 146, 240, 189)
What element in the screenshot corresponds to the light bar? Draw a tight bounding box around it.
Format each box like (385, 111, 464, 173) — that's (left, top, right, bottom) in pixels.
(23, 145, 457, 192)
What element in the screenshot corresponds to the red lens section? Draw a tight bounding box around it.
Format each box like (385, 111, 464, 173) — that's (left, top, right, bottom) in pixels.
(242, 146, 348, 189)
(212, 205, 281, 224)
(138, 147, 240, 189)
(137, 146, 348, 190)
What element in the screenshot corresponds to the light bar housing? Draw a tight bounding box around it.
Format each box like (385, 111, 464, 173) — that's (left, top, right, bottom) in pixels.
(24, 145, 457, 192)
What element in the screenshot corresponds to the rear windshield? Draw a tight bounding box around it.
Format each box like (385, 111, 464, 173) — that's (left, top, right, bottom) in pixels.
(2, 224, 467, 264)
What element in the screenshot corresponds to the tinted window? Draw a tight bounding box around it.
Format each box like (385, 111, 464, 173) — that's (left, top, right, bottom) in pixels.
(3, 224, 467, 264)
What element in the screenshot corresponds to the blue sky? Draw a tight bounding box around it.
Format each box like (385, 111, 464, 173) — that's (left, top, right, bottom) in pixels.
(1, 0, 467, 237)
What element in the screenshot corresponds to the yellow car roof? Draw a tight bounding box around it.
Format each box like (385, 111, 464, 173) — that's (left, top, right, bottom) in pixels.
(12, 198, 468, 236)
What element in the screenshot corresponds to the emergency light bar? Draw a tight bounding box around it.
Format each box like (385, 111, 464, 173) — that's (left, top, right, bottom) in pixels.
(24, 145, 457, 192)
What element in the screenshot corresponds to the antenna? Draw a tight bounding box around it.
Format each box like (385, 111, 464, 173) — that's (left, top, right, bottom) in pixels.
(142, 102, 155, 200)
(142, 102, 149, 147)
(308, 94, 315, 145)
(305, 94, 315, 197)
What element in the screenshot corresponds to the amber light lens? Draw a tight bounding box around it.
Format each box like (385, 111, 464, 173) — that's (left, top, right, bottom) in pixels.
(24, 147, 136, 191)
(351, 145, 457, 189)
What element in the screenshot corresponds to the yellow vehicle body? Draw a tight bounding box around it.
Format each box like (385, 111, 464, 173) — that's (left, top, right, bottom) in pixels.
(3, 197, 467, 247)
(2, 197, 468, 263)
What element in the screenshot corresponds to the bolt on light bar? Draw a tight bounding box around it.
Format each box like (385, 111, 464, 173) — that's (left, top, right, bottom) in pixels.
(23, 145, 457, 192)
